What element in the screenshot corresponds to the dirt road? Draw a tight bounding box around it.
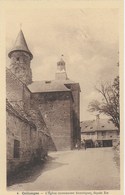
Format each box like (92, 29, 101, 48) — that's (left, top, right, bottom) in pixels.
(8, 148, 120, 191)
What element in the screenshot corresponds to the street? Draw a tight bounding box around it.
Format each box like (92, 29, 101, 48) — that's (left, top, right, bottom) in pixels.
(8, 148, 120, 191)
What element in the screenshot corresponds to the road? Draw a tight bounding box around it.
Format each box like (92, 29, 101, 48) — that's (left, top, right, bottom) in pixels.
(8, 148, 120, 191)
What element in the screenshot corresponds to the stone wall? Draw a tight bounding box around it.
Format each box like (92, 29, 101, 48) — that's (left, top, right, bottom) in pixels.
(9, 51, 32, 85)
(65, 83, 81, 146)
(6, 68, 31, 111)
(6, 102, 49, 175)
(31, 91, 74, 150)
(23, 85, 31, 111)
(7, 109, 35, 174)
(6, 69, 24, 108)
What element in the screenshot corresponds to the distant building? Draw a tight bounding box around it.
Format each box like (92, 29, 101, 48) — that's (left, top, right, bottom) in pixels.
(81, 116, 119, 148)
(6, 29, 81, 174)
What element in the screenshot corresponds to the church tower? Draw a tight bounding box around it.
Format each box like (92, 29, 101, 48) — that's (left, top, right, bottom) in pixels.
(55, 56, 68, 80)
(8, 30, 33, 85)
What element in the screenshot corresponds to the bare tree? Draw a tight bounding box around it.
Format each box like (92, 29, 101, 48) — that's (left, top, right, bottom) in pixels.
(88, 76, 119, 129)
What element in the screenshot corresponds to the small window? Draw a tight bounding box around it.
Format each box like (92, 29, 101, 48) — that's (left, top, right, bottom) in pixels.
(17, 57, 20, 61)
(90, 127, 93, 129)
(102, 125, 104, 128)
(45, 81, 51, 84)
(14, 140, 20, 158)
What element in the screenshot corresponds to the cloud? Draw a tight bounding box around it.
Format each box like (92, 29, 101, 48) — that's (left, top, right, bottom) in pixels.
(6, 8, 119, 120)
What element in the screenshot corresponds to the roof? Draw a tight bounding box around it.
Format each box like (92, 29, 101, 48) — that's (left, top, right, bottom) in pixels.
(57, 58, 66, 66)
(28, 80, 71, 93)
(8, 30, 33, 60)
(28, 78, 81, 93)
(80, 118, 118, 133)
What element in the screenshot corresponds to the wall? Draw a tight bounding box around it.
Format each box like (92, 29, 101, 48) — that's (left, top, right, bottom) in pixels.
(65, 83, 81, 145)
(23, 85, 31, 111)
(81, 132, 97, 141)
(81, 130, 118, 141)
(6, 69, 24, 108)
(6, 105, 49, 175)
(7, 110, 35, 174)
(31, 91, 74, 151)
(6, 68, 31, 111)
(97, 130, 118, 140)
(27, 109, 51, 154)
(9, 51, 32, 85)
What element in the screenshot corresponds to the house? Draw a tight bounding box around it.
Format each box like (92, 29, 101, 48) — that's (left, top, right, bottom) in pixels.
(80, 116, 119, 148)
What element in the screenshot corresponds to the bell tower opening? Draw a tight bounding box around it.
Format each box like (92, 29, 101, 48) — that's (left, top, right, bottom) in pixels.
(55, 55, 68, 80)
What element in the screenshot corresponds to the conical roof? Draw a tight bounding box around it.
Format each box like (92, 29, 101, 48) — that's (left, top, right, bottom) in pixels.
(8, 30, 33, 60)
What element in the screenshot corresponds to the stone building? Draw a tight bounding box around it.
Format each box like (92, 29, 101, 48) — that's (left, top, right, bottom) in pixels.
(6, 29, 81, 173)
(28, 58, 81, 150)
(81, 116, 119, 148)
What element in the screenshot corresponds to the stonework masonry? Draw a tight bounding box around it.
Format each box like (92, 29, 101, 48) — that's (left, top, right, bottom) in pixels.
(9, 51, 32, 85)
(31, 91, 74, 150)
(7, 101, 37, 174)
(6, 29, 81, 175)
(6, 69, 51, 175)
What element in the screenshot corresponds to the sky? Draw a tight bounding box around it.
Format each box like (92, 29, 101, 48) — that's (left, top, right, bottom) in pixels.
(6, 8, 119, 121)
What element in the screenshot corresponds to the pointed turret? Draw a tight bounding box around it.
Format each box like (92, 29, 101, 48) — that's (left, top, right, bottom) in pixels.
(8, 29, 33, 85)
(8, 30, 33, 60)
(55, 55, 68, 80)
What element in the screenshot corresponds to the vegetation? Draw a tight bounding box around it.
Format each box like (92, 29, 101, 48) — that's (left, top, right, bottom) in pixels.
(88, 76, 119, 129)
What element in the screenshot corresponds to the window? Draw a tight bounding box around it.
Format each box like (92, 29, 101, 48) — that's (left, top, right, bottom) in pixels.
(14, 140, 20, 158)
(102, 131, 106, 136)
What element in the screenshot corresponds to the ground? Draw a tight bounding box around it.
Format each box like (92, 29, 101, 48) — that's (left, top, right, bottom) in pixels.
(8, 148, 120, 191)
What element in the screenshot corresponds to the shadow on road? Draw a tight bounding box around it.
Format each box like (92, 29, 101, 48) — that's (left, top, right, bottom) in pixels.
(7, 155, 69, 187)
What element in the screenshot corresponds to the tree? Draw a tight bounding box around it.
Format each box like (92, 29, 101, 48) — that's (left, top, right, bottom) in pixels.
(88, 76, 119, 129)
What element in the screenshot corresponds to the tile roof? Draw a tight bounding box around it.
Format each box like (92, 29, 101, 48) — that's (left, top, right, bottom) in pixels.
(28, 78, 81, 93)
(80, 118, 118, 132)
(28, 80, 72, 93)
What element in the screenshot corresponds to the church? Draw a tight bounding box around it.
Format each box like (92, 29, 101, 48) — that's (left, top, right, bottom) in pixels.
(6, 29, 81, 175)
